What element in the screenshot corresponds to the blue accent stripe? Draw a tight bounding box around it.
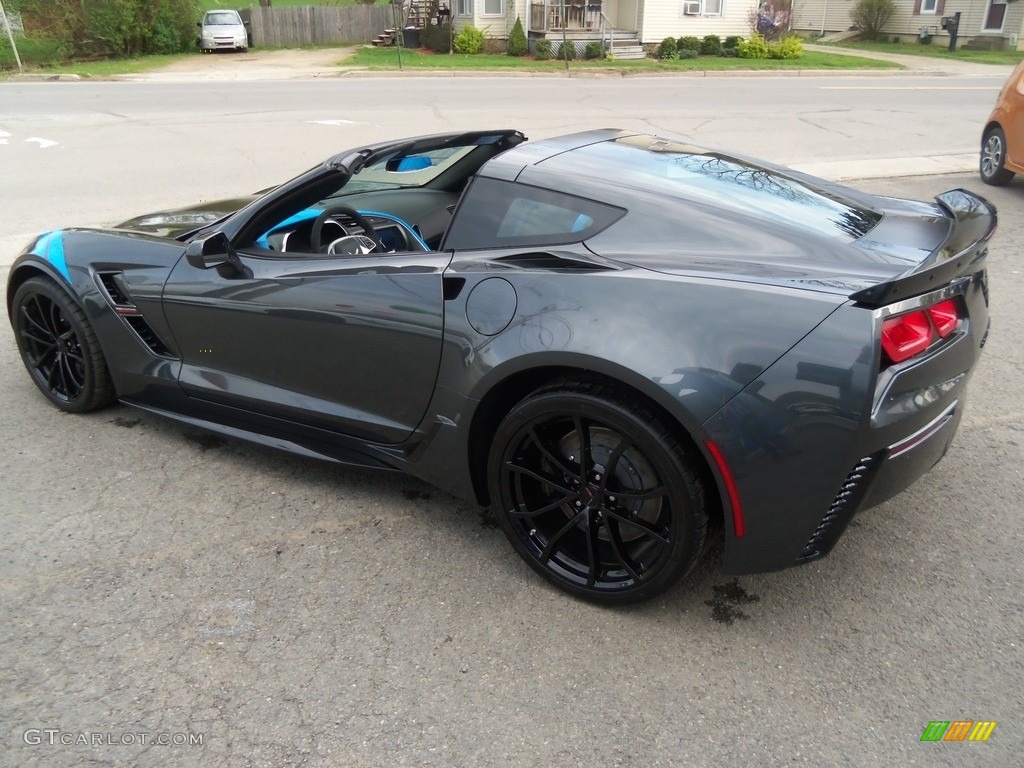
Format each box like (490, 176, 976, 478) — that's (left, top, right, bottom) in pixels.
(30, 230, 70, 281)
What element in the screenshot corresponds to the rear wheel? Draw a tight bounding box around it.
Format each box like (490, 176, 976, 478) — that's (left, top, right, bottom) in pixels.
(12, 277, 115, 413)
(980, 126, 1014, 186)
(488, 381, 707, 604)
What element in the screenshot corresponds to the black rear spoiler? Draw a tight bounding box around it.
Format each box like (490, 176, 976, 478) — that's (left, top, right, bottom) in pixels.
(849, 189, 996, 307)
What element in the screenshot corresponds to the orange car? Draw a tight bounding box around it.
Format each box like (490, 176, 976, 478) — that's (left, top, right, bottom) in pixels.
(981, 58, 1024, 185)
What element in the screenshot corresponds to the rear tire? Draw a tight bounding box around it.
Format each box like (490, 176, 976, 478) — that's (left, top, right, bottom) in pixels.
(488, 380, 707, 604)
(12, 277, 115, 413)
(980, 126, 1014, 186)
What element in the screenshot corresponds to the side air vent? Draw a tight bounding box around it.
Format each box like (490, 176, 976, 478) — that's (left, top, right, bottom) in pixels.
(96, 271, 177, 359)
(797, 455, 879, 562)
(97, 271, 133, 307)
(124, 316, 174, 357)
(493, 252, 612, 272)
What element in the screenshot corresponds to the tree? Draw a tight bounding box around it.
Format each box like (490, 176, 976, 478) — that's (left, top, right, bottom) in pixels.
(19, 0, 196, 56)
(507, 15, 527, 56)
(850, 0, 896, 41)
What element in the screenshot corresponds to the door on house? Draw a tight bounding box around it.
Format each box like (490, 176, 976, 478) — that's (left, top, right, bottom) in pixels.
(613, 0, 638, 31)
(983, 0, 1007, 32)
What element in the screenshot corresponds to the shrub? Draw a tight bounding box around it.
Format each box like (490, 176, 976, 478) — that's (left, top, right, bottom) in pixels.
(850, 0, 896, 41)
(768, 35, 803, 59)
(584, 41, 603, 60)
(422, 21, 452, 53)
(677, 48, 698, 59)
(700, 35, 721, 56)
(533, 38, 551, 60)
(724, 35, 743, 50)
(677, 35, 701, 53)
(657, 36, 677, 59)
(453, 24, 485, 54)
(507, 16, 528, 56)
(18, 0, 197, 57)
(748, 0, 792, 42)
(557, 40, 575, 60)
(736, 33, 770, 58)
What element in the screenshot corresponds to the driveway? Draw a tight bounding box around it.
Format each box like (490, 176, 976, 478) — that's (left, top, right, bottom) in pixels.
(122, 47, 357, 82)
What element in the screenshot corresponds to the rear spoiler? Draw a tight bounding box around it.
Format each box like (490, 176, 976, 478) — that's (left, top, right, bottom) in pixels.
(849, 189, 996, 307)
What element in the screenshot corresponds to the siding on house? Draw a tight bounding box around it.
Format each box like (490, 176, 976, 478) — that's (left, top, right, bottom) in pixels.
(793, 0, 1024, 48)
(456, 0, 757, 40)
(641, 0, 753, 43)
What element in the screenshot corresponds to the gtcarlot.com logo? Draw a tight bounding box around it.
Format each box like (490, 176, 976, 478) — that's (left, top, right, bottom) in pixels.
(23, 729, 203, 747)
(920, 721, 997, 742)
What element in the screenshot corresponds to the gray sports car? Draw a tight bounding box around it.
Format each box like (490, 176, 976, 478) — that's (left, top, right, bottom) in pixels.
(7, 129, 994, 603)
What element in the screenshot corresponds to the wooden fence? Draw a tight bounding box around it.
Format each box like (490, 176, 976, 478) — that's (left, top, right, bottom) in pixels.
(241, 5, 394, 47)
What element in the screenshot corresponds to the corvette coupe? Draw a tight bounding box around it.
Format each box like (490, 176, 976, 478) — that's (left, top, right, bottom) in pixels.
(7, 129, 994, 603)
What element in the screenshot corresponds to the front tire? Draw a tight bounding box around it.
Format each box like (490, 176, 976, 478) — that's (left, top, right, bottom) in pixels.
(980, 126, 1014, 186)
(488, 381, 707, 604)
(12, 277, 115, 413)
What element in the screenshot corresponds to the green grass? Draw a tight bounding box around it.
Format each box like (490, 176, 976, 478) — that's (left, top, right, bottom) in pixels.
(819, 39, 1024, 65)
(0, 35, 192, 76)
(349, 46, 901, 72)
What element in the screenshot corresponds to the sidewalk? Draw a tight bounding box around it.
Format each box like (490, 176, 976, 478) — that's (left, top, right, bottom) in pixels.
(803, 43, 1016, 77)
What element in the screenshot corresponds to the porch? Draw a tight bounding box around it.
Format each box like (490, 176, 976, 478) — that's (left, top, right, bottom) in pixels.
(527, 0, 643, 56)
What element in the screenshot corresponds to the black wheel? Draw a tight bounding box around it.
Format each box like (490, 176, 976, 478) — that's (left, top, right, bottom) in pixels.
(12, 276, 114, 413)
(980, 126, 1014, 186)
(488, 381, 707, 604)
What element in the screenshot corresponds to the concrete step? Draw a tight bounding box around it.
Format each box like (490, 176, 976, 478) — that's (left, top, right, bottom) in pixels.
(611, 45, 645, 60)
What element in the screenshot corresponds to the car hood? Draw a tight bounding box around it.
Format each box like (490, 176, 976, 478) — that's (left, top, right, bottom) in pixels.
(202, 23, 245, 31)
(115, 196, 260, 239)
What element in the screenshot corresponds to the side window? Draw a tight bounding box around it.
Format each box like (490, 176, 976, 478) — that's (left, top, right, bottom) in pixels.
(443, 178, 624, 251)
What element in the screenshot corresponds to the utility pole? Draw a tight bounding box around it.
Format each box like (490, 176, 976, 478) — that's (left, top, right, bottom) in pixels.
(0, 0, 23, 73)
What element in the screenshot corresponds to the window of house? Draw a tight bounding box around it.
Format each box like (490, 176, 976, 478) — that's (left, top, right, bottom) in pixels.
(456, 0, 471, 16)
(483, 0, 503, 15)
(920, 0, 938, 13)
(702, 0, 723, 15)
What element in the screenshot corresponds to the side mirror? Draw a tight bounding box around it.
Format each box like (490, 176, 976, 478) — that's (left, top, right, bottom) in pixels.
(244, 21, 251, 27)
(185, 232, 249, 277)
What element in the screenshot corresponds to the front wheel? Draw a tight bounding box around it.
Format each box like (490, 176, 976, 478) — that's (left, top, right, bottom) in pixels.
(488, 381, 707, 604)
(12, 277, 115, 413)
(980, 126, 1014, 186)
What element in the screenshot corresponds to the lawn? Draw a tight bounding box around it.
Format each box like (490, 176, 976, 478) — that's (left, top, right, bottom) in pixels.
(349, 46, 901, 72)
(819, 39, 1024, 65)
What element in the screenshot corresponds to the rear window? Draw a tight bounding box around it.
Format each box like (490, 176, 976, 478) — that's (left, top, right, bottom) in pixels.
(547, 135, 881, 242)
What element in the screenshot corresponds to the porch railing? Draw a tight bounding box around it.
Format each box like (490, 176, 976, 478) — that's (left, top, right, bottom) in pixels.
(528, 1, 603, 33)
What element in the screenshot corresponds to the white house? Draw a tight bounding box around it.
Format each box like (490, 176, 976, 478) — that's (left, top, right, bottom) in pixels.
(447, 0, 761, 50)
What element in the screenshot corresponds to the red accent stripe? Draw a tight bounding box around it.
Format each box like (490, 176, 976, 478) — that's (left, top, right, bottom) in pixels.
(705, 440, 745, 538)
(114, 307, 141, 316)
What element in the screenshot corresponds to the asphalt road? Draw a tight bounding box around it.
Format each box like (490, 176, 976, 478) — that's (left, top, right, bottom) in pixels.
(1, 75, 1022, 767)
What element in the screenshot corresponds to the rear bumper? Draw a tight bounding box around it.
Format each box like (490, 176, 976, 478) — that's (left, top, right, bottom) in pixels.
(702, 269, 988, 576)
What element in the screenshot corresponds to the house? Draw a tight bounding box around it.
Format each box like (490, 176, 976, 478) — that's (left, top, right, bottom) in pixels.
(446, 0, 761, 55)
(792, 0, 1024, 51)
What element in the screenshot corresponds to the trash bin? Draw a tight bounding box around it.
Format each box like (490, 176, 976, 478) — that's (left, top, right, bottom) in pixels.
(403, 27, 420, 48)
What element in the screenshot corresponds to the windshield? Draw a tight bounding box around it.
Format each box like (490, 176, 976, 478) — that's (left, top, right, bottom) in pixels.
(205, 11, 241, 25)
(341, 145, 477, 193)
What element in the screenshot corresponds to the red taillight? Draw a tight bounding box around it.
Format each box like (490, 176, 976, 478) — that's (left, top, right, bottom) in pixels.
(927, 299, 958, 338)
(881, 310, 931, 363)
(881, 298, 961, 364)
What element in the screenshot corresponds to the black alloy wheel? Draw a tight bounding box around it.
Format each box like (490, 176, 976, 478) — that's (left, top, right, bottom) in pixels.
(12, 277, 114, 413)
(980, 126, 1014, 186)
(489, 380, 707, 604)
